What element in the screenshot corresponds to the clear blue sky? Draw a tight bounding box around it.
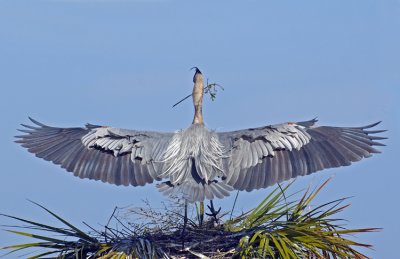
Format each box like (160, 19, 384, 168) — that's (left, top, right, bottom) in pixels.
(0, 0, 399, 257)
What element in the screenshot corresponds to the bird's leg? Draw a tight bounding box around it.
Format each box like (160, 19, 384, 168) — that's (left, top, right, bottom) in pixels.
(181, 200, 188, 250)
(206, 200, 221, 224)
(199, 201, 204, 227)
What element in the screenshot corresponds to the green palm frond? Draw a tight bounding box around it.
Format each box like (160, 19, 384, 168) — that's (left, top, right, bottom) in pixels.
(225, 178, 379, 258)
(1, 201, 168, 259)
(1, 178, 379, 258)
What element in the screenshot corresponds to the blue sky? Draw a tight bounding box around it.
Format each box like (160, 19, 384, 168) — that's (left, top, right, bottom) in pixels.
(0, 0, 399, 257)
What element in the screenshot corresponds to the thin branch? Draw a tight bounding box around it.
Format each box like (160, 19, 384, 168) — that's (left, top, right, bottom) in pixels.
(230, 190, 240, 220)
(172, 82, 224, 108)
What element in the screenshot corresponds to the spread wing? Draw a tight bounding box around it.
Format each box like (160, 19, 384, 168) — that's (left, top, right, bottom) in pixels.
(217, 119, 386, 191)
(16, 117, 174, 186)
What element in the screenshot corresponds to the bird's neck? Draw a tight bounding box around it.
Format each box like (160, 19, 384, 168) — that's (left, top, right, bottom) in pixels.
(192, 73, 204, 125)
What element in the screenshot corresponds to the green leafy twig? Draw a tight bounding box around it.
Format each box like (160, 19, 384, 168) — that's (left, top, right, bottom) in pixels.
(204, 79, 224, 102)
(172, 80, 224, 108)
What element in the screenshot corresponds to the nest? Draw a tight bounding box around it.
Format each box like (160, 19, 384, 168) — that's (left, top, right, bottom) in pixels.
(97, 199, 243, 258)
(1, 179, 378, 259)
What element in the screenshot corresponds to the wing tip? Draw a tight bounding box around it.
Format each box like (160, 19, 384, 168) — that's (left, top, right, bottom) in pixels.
(297, 117, 318, 127)
(85, 123, 101, 130)
(28, 117, 47, 127)
(365, 129, 387, 134)
(361, 121, 388, 144)
(360, 121, 382, 129)
(16, 118, 45, 138)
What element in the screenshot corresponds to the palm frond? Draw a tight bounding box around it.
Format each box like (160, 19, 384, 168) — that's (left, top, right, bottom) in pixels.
(1, 178, 379, 258)
(225, 178, 380, 258)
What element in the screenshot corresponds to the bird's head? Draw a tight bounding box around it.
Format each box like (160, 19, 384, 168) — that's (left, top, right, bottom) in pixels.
(191, 67, 202, 83)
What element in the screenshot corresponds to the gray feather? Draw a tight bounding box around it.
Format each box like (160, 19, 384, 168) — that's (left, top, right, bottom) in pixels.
(16, 118, 173, 188)
(218, 120, 385, 191)
(16, 117, 385, 202)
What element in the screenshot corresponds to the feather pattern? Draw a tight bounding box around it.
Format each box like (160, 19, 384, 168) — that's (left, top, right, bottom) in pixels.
(157, 124, 232, 202)
(16, 117, 173, 187)
(218, 119, 386, 191)
(16, 117, 385, 202)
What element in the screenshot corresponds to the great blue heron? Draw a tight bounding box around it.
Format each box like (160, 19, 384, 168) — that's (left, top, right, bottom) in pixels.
(16, 68, 385, 203)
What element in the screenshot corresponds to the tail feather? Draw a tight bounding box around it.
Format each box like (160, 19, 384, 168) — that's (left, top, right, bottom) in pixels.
(156, 180, 232, 203)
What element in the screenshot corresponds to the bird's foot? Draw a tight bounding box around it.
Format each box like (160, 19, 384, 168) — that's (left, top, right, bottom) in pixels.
(206, 200, 221, 224)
